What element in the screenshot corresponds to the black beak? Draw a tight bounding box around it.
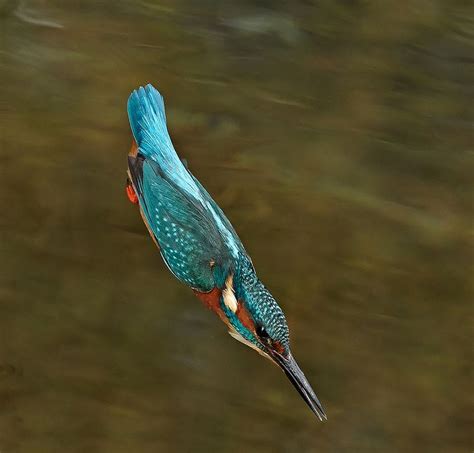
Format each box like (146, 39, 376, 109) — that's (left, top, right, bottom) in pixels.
(272, 351, 327, 421)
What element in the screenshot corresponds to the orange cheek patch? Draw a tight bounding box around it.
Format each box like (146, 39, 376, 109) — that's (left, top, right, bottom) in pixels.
(236, 303, 256, 332)
(272, 340, 285, 355)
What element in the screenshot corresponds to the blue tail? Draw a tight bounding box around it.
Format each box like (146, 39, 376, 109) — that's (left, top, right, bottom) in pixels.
(127, 84, 201, 200)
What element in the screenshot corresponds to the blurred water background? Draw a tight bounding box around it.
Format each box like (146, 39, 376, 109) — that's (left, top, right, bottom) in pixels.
(1, 1, 473, 452)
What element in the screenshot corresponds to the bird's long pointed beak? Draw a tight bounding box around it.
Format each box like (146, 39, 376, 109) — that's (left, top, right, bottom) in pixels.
(273, 351, 327, 421)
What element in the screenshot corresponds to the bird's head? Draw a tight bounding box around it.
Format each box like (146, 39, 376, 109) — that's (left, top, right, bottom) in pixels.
(219, 272, 327, 421)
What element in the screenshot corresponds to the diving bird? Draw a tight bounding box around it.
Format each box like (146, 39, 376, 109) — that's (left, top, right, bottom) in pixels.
(125, 84, 326, 420)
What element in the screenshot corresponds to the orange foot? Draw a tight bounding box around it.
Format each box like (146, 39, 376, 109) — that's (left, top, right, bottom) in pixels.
(126, 180, 139, 204)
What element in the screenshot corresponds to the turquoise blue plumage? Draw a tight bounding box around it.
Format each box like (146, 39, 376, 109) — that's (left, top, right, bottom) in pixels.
(127, 85, 246, 291)
(126, 84, 326, 421)
(128, 86, 204, 204)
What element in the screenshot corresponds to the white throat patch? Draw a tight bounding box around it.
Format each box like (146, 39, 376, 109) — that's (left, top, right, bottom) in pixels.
(222, 274, 238, 313)
(228, 327, 271, 360)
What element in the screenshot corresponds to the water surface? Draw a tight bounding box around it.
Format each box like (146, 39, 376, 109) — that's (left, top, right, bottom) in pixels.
(1, 1, 473, 452)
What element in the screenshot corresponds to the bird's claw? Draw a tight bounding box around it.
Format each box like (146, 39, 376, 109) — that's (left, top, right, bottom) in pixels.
(125, 178, 139, 204)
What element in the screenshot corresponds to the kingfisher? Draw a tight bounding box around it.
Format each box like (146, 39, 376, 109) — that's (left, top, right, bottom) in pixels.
(125, 84, 326, 420)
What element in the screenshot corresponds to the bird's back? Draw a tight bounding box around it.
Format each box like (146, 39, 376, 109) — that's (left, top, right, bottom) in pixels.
(127, 84, 248, 291)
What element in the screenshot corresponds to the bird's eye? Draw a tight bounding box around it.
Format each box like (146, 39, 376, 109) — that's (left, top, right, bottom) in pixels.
(256, 325, 270, 342)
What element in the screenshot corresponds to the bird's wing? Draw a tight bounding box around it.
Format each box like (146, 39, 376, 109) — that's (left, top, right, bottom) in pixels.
(129, 155, 233, 292)
(127, 84, 251, 290)
(185, 169, 253, 269)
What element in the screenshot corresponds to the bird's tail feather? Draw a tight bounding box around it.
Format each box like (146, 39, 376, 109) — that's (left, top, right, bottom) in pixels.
(127, 84, 201, 200)
(127, 84, 177, 161)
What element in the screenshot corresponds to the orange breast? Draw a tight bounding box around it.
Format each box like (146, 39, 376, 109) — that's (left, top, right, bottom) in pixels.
(194, 287, 258, 338)
(193, 288, 229, 326)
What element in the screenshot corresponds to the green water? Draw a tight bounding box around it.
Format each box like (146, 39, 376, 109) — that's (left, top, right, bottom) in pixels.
(1, 1, 473, 452)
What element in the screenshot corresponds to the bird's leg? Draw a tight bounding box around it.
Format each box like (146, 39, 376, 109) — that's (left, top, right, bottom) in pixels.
(126, 140, 139, 204)
(125, 177, 139, 204)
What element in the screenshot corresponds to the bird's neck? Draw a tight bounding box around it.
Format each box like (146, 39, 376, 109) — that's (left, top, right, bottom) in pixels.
(233, 255, 259, 299)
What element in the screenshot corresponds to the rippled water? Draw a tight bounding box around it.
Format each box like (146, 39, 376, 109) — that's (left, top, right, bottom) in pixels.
(1, 1, 473, 452)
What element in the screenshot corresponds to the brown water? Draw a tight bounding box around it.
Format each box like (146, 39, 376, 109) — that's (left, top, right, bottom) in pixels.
(1, 1, 473, 452)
